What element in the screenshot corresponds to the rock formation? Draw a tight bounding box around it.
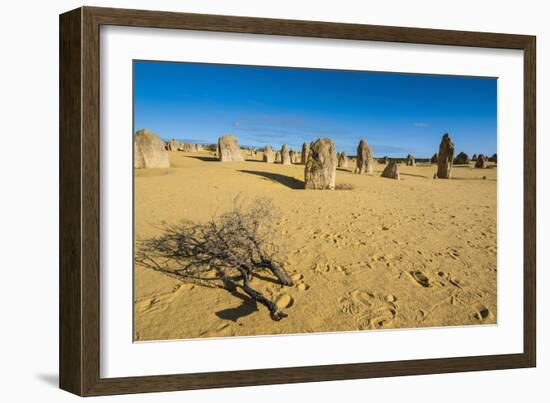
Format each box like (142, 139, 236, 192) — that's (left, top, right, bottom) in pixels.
(381, 160, 400, 180)
(431, 153, 438, 164)
(275, 151, 281, 163)
(454, 151, 470, 165)
(475, 154, 487, 168)
(337, 151, 348, 168)
(471, 154, 478, 162)
(281, 144, 291, 165)
(263, 145, 275, 163)
(289, 150, 297, 164)
(166, 139, 180, 151)
(489, 153, 497, 163)
(354, 139, 374, 174)
(217, 134, 244, 162)
(301, 142, 310, 164)
(181, 143, 199, 152)
(436, 133, 455, 179)
(134, 129, 170, 168)
(304, 138, 337, 190)
(406, 154, 416, 166)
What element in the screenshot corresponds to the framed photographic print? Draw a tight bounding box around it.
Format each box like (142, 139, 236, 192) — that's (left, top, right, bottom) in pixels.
(59, 6, 536, 396)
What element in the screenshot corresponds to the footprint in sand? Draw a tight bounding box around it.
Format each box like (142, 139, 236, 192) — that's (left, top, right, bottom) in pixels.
(312, 262, 332, 274)
(370, 306, 397, 329)
(276, 294, 294, 309)
(297, 283, 309, 291)
(473, 304, 494, 322)
(135, 283, 194, 314)
(351, 289, 376, 306)
(335, 265, 351, 275)
(344, 289, 399, 329)
(135, 299, 153, 313)
(135, 297, 160, 313)
(339, 297, 361, 315)
(385, 294, 397, 303)
(409, 270, 432, 288)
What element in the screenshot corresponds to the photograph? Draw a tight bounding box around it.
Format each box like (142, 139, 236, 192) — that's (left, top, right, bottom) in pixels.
(132, 60, 498, 341)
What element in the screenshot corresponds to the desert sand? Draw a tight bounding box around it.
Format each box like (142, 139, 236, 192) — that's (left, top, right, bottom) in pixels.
(134, 150, 497, 341)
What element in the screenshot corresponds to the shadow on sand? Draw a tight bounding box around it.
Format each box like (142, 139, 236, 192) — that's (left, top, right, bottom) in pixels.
(238, 170, 304, 189)
(452, 176, 496, 182)
(400, 172, 431, 179)
(215, 290, 259, 321)
(185, 155, 219, 162)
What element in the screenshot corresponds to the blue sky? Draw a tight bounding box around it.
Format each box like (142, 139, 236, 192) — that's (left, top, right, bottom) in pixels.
(134, 61, 497, 158)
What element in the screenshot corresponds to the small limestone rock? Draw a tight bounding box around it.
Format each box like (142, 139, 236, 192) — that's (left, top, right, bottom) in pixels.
(304, 138, 337, 190)
(217, 134, 244, 162)
(134, 129, 170, 168)
(406, 154, 416, 166)
(475, 154, 487, 168)
(437, 133, 455, 179)
(301, 142, 310, 164)
(181, 143, 198, 152)
(453, 151, 470, 165)
(289, 150, 297, 164)
(263, 145, 275, 163)
(337, 151, 349, 168)
(165, 139, 181, 151)
(381, 160, 400, 179)
(355, 139, 374, 174)
(281, 144, 291, 165)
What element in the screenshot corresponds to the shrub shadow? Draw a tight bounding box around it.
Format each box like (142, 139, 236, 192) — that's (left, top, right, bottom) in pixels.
(215, 290, 259, 321)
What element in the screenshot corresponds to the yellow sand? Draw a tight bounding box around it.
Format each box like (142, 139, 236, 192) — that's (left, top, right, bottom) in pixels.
(134, 151, 497, 341)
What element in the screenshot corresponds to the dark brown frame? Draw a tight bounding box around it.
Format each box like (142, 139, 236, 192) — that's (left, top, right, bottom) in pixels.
(59, 6, 536, 396)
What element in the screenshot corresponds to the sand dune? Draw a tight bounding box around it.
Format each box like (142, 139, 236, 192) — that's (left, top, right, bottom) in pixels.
(134, 151, 497, 341)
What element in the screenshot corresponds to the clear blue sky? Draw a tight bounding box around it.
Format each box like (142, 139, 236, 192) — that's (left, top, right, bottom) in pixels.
(134, 60, 497, 158)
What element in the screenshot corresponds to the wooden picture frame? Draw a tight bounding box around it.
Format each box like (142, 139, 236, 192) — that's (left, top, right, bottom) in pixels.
(59, 6, 536, 396)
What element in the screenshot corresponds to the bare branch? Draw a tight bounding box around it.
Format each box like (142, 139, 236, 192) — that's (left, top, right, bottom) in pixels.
(135, 197, 293, 320)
